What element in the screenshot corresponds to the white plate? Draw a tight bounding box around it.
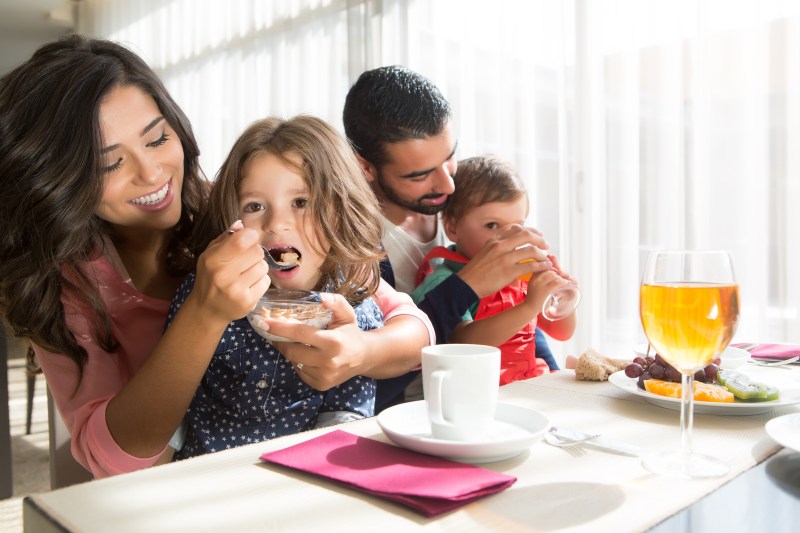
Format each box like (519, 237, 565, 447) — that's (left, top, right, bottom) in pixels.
(377, 401, 549, 463)
(608, 370, 800, 415)
(765, 413, 800, 452)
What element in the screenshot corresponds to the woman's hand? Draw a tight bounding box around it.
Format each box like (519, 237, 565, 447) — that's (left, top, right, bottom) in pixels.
(187, 221, 271, 324)
(265, 293, 368, 391)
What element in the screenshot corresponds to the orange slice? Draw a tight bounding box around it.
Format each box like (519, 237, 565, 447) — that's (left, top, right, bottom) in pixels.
(643, 379, 734, 403)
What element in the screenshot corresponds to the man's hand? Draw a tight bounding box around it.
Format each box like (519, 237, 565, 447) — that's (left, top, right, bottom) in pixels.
(457, 224, 552, 298)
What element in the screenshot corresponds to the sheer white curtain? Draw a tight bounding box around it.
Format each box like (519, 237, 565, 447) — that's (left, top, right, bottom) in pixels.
(80, 0, 355, 181)
(572, 0, 800, 355)
(78, 0, 800, 363)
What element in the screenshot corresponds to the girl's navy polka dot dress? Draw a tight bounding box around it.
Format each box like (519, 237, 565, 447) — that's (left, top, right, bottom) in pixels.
(168, 272, 383, 459)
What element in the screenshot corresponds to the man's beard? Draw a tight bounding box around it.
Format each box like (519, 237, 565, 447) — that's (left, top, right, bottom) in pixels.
(375, 171, 447, 215)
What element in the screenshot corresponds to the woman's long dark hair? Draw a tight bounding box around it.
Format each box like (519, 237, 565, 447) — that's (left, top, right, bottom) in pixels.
(0, 34, 206, 376)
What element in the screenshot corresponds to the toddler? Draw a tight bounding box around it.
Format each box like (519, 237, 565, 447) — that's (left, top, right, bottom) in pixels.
(413, 155, 577, 384)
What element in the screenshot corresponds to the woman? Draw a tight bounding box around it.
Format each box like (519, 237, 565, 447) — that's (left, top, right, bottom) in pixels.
(0, 35, 430, 478)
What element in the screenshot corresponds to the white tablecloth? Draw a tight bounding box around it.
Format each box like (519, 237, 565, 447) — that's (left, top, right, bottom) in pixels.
(24, 366, 800, 532)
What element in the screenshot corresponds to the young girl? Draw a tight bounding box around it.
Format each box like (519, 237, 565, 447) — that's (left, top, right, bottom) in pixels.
(412, 155, 577, 384)
(168, 116, 433, 458)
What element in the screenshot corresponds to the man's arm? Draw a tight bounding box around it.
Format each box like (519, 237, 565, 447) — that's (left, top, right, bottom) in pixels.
(416, 274, 478, 343)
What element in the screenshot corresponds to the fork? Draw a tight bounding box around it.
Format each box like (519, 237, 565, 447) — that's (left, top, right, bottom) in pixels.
(544, 427, 600, 447)
(748, 355, 799, 367)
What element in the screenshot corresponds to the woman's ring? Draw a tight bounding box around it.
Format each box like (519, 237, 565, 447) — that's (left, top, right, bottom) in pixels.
(296, 363, 304, 372)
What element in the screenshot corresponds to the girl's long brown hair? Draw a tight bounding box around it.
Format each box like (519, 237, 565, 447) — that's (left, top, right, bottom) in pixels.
(0, 34, 206, 376)
(192, 116, 385, 303)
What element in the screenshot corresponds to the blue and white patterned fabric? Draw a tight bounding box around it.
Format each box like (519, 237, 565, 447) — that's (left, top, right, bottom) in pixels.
(167, 272, 383, 460)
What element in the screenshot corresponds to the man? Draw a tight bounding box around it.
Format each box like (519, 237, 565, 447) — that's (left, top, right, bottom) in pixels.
(343, 66, 558, 410)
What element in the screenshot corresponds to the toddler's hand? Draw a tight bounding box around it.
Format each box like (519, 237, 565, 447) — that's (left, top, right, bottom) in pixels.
(525, 269, 569, 315)
(547, 254, 579, 287)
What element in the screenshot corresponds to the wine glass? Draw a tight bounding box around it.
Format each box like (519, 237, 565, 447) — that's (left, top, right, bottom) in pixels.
(639, 250, 739, 478)
(541, 283, 581, 321)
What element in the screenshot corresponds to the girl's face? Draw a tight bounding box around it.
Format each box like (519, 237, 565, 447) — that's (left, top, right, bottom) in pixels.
(444, 194, 528, 260)
(239, 153, 328, 290)
(96, 85, 185, 232)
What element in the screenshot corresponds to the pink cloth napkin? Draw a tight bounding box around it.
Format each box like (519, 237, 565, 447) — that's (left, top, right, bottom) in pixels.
(260, 430, 516, 517)
(733, 343, 800, 360)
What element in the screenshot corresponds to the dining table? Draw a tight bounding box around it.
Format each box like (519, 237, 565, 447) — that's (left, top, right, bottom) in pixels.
(22, 359, 800, 532)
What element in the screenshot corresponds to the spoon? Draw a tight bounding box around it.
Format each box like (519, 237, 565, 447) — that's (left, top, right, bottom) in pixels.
(544, 427, 600, 447)
(260, 246, 297, 271)
(224, 228, 296, 271)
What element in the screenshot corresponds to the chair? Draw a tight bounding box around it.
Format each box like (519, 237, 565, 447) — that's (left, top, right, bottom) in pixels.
(47, 388, 92, 489)
(25, 345, 38, 435)
(22, 340, 91, 488)
(1, 324, 13, 498)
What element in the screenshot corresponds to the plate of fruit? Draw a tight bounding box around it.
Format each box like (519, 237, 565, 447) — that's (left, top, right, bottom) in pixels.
(608, 349, 800, 415)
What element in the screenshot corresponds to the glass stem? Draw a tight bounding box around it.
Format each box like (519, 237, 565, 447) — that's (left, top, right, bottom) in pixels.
(680, 372, 694, 459)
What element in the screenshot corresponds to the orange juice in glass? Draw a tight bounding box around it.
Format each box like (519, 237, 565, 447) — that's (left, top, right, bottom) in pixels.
(640, 282, 739, 370)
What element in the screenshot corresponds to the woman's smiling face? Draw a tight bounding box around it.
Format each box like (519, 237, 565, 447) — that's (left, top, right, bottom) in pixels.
(238, 153, 328, 290)
(95, 84, 184, 231)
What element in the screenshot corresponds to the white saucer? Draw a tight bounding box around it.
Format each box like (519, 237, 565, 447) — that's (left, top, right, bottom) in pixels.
(766, 413, 800, 452)
(376, 401, 549, 463)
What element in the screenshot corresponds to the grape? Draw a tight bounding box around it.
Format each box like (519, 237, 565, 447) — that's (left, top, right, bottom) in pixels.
(694, 369, 706, 382)
(704, 363, 719, 381)
(654, 354, 667, 367)
(664, 365, 682, 383)
(625, 363, 644, 378)
(632, 356, 646, 367)
(712, 357, 721, 366)
(637, 371, 651, 390)
(645, 356, 655, 366)
(648, 363, 665, 380)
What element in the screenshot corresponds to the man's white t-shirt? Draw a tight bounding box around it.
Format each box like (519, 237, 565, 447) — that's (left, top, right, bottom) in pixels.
(381, 214, 449, 295)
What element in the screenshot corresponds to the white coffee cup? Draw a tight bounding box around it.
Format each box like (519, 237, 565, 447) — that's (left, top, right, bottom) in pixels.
(422, 344, 501, 441)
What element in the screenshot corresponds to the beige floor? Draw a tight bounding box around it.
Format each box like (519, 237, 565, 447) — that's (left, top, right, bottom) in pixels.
(1, 336, 50, 533)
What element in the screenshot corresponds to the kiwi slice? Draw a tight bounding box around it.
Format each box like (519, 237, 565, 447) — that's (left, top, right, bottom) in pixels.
(717, 370, 778, 401)
(747, 386, 780, 402)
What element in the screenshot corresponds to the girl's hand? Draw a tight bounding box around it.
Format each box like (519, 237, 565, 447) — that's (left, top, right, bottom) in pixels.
(188, 222, 271, 324)
(266, 293, 367, 391)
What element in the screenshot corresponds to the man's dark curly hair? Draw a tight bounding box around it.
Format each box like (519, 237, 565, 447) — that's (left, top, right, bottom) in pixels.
(342, 65, 451, 168)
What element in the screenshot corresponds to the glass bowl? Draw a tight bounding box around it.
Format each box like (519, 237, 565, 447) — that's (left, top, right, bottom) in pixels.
(246, 289, 332, 343)
(718, 346, 750, 369)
